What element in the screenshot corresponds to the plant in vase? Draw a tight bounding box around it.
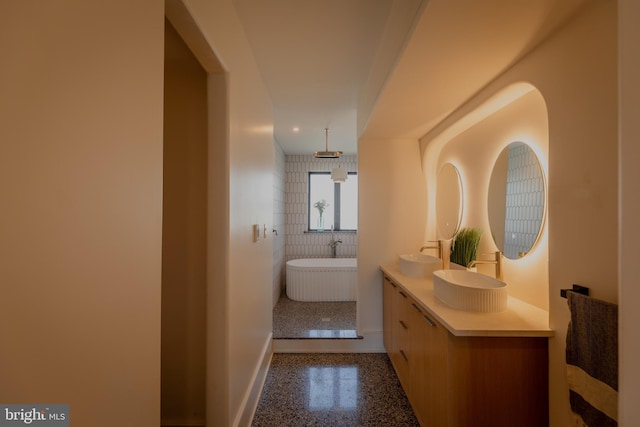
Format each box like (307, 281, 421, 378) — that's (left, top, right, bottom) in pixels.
(313, 199, 329, 230)
(450, 227, 483, 268)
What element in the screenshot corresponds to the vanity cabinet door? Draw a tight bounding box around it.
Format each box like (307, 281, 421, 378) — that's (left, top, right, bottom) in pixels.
(447, 335, 549, 427)
(394, 287, 412, 394)
(421, 310, 449, 427)
(407, 301, 427, 424)
(408, 301, 449, 427)
(383, 275, 408, 389)
(382, 276, 396, 354)
(383, 275, 411, 395)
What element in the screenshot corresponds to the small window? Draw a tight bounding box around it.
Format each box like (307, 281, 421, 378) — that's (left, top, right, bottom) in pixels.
(308, 172, 357, 231)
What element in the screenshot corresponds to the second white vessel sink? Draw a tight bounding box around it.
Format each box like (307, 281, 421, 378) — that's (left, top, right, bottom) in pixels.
(398, 253, 442, 278)
(432, 269, 508, 312)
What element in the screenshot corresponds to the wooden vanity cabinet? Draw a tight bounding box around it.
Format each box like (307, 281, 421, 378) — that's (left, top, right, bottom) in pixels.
(407, 295, 449, 426)
(383, 275, 411, 391)
(382, 274, 549, 427)
(382, 275, 395, 355)
(446, 333, 549, 427)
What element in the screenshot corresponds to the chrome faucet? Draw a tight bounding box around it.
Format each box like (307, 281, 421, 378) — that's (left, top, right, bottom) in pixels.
(329, 226, 342, 258)
(420, 240, 449, 269)
(467, 251, 503, 281)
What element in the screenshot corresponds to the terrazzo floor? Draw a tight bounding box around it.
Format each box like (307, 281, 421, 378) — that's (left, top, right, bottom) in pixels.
(251, 353, 419, 427)
(273, 294, 358, 339)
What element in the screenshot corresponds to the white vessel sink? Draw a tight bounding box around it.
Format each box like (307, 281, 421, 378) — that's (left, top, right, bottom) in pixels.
(432, 269, 508, 312)
(398, 253, 442, 278)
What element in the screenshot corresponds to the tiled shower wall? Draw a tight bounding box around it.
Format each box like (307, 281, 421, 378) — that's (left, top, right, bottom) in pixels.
(503, 143, 545, 259)
(272, 142, 286, 307)
(285, 154, 358, 262)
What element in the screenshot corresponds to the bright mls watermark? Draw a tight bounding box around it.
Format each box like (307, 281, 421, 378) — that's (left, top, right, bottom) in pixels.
(0, 405, 68, 426)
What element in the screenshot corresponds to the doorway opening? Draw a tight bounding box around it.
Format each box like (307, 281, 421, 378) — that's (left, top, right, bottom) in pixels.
(272, 154, 359, 340)
(161, 3, 228, 425)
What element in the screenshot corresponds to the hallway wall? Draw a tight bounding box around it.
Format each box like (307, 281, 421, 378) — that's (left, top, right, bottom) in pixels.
(273, 142, 286, 307)
(357, 138, 427, 346)
(428, 89, 549, 310)
(619, 0, 640, 423)
(415, 2, 616, 425)
(0, 2, 164, 425)
(465, 5, 617, 425)
(161, 21, 207, 425)
(181, 1, 275, 425)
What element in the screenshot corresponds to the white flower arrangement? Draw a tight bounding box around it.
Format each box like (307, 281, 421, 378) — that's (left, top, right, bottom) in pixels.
(314, 199, 329, 216)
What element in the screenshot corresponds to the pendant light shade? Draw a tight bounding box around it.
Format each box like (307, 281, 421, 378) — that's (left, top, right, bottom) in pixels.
(331, 166, 348, 183)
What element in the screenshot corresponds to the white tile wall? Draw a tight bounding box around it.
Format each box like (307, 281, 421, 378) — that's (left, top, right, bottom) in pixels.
(504, 143, 545, 258)
(272, 142, 286, 307)
(285, 154, 358, 262)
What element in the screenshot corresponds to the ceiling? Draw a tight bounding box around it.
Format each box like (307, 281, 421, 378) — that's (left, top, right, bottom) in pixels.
(233, 0, 588, 155)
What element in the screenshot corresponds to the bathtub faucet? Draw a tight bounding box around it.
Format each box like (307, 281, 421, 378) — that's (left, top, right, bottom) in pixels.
(329, 226, 342, 258)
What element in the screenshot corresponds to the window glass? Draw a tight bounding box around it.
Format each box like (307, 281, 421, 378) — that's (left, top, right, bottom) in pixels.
(308, 172, 357, 231)
(339, 174, 358, 230)
(309, 173, 335, 230)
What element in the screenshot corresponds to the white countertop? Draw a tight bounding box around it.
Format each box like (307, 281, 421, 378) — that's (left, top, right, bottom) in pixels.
(381, 265, 554, 338)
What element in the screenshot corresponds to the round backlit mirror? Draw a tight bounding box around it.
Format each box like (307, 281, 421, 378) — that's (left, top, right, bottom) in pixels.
(488, 142, 546, 259)
(436, 163, 463, 239)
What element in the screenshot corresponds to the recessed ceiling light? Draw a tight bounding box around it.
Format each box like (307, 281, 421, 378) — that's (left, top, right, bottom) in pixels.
(292, 127, 300, 132)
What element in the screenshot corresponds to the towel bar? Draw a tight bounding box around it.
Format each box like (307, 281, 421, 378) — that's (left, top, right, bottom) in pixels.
(561, 284, 590, 299)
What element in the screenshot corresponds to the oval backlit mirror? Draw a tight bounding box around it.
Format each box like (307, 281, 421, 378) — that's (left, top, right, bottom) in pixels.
(436, 163, 463, 239)
(488, 142, 546, 259)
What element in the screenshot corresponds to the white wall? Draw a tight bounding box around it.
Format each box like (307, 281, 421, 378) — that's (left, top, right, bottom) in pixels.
(357, 138, 427, 348)
(426, 89, 549, 310)
(182, 1, 275, 425)
(619, 0, 640, 424)
(398, 2, 616, 425)
(531, 5, 618, 425)
(0, 2, 164, 426)
(273, 142, 286, 307)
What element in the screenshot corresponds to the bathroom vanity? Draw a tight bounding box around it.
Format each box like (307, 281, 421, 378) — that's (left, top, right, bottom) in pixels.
(381, 265, 553, 427)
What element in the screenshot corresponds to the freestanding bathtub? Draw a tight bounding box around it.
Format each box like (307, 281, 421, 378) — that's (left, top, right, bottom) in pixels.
(286, 258, 357, 302)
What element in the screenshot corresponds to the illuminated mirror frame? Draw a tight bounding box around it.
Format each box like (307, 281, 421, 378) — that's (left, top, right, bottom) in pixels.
(488, 141, 546, 259)
(436, 162, 463, 240)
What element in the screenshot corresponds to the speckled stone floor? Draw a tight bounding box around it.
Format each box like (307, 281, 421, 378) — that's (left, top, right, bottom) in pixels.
(251, 353, 419, 427)
(273, 294, 357, 339)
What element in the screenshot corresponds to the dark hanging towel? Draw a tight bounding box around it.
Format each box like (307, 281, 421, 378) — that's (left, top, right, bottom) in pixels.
(566, 291, 618, 426)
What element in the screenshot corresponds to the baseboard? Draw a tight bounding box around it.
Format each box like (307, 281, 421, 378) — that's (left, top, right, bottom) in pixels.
(273, 329, 385, 353)
(232, 332, 273, 427)
(161, 421, 204, 427)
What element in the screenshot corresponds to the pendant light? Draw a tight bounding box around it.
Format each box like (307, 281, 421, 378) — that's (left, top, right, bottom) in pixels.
(312, 128, 347, 183)
(331, 165, 348, 183)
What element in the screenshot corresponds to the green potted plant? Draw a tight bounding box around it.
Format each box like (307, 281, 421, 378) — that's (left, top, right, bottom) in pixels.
(450, 227, 483, 268)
